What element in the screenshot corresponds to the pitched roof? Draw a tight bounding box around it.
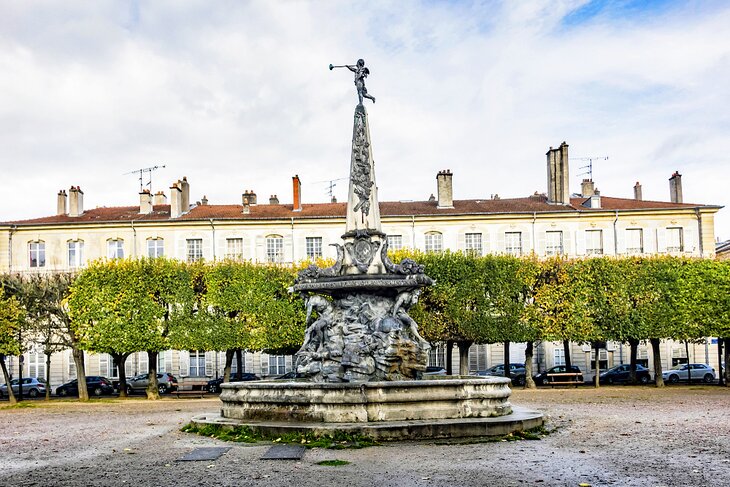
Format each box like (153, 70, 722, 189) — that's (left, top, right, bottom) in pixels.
(3, 195, 718, 226)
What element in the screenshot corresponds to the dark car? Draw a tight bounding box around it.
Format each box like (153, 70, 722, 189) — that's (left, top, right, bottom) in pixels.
(207, 372, 260, 393)
(533, 365, 583, 385)
(599, 364, 652, 384)
(424, 366, 447, 376)
(274, 371, 306, 380)
(56, 376, 115, 397)
(476, 363, 526, 386)
(126, 373, 179, 395)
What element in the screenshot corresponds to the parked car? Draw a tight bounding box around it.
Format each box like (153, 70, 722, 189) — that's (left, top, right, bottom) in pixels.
(424, 366, 447, 376)
(126, 373, 179, 395)
(476, 363, 526, 386)
(207, 372, 260, 393)
(0, 378, 47, 398)
(662, 363, 716, 384)
(599, 364, 652, 385)
(533, 365, 584, 385)
(274, 371, 306, 380)
(56, 376, 114, 397)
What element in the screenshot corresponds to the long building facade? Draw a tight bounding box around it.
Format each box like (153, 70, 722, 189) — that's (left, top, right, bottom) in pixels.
(0, 144, 723, 388)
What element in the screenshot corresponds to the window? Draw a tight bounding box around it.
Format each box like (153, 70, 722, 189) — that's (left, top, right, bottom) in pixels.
(553, 348, 565, 366)
(67, 350, 77, 379)
(545, 231, 563, 256)
(67, 240, 84, 268)
(29, 241, 46, 268)
(590, 350, 608, 371)
(387, 235, 403, 251)
(107, 239, 124, 259)
(226, 238, 243, 260)
(189, 351, 206, 377)
(504, 232, 522, 256)
(147, 238, 164, 258)
(305, 237, 323, 260)
(626, 229, 643, 254)
(262, 355, 286, 376)
(465, 233, 482, 255)
(138, 353, 149, 375)
(186, 239, 203, 262)
(99, 354, 111, 378)
(28, 350, 46, 381)
(266, 235, 284, 263)
(585, 230, 603, 255)
(429, 345, 446, 368)
(666, 227, 684, 253)
(424, 232, 443, 252)
(157, 351, 169, 373)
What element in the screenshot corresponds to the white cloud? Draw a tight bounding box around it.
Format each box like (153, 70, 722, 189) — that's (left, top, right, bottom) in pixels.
(1, 0, 728, 240)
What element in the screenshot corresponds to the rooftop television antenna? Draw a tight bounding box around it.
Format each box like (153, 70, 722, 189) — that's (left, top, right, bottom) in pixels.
(312, 177, 348, 201)
(123, 165, 166, 192)
(574, 156, 608, 180)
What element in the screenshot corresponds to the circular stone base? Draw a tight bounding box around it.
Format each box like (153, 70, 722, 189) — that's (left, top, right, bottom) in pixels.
(191, 406, 543, 441)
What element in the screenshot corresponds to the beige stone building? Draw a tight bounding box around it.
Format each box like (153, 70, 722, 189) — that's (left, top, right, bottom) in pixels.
(0, 144, 723, 388)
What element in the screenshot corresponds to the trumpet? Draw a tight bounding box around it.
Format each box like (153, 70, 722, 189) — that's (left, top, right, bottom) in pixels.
(329, 64, 352, 70)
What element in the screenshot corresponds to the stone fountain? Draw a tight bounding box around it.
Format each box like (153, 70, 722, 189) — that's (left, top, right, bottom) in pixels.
(192, 60, 542, 440)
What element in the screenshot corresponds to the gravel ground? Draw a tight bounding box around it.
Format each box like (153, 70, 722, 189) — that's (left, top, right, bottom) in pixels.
(0, 386, 728, 487)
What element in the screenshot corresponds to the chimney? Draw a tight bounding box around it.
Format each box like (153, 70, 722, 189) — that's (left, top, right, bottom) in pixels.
(242, 194, 251, 214)
(153, 191, 167, 206)
(179, 177, 190, 212)
(170, 183, 182, 218)
(139, 189, 153, 214)
(201, 195, 208, 206)
(581, 179, 595, 198)
(57, 189, 68, 216)
(269, 194, 279, 205)
(546, 142, 570, 205)
(436, 169, 453, 208)
(428, 194, 435, 202)
(292, 175, 302, 211)
(68, 186, 84, 217)
(248, 190, 257, 205)
(331, 195, 337, 203)
(633, 182, 642, 201)
(669, 171, 683, 203)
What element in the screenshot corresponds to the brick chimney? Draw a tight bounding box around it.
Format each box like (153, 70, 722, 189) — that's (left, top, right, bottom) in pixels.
(581, 179, 595, 198)
(68, 186, 84, 217)
(633, 182, 642, 201)
(248, 190, 257, 205)
(242, 193, 251, 214)
(546, 142, 570, 205)
(669, 171, 683, 203)
(153, 191, 167, 206)
(436, 169, 453, 208)
(179, 177, 190, 212)
(139, 189, 153, 214)
(269, 194, 279, 205)
(57, 189, 68, 216)
(292, 175, 302, 211)
(170, 183, 182, 218)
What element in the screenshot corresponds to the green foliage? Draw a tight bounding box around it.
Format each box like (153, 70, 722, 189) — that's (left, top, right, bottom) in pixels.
(0, 291, 23, 357)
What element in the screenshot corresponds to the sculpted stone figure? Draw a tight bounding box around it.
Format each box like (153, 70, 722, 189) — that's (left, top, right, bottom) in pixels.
(348, 59, 376, 105)
(297, 295, 334, 355)
(392, 290, 431, 351)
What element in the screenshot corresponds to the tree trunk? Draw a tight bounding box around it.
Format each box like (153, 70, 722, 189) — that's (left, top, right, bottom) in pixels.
(650, 338, 664, 387)
(445, 340, 454, 375)
(563, 340, 572, 371)
(684, 341, 692, 383)
(72, 347, 88, 401)
(457, 341, 472, 376)
(628, 338, 639, 384)
(0, 356, 17, 405)
(235, 349, 244, 381)
(146, 351, 160, 400)
(17, 352, 23, 402)
(503, 341, 511, 379)
(113, 352, 129, 398)
(723, 337, 730, 385)
(524, 342, 536, 389)
(718, 338, 725, 387)
(223, 350, 235, 383)
(44, 352, 52, 401)
(593, 344, 601, 388)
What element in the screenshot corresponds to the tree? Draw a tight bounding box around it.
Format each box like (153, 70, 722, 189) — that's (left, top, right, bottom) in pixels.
(0, 291, 23, 405)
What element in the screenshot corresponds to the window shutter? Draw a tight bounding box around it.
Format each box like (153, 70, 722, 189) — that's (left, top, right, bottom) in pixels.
(615, 229, 625, 255)
(457, 233, 465, 252)
(205, 352, 214, 377)
(683, 226, 695, 254)
(179, 351, 189, 377)
(575, 230, 586, 256)
(255, 236, 264, 262)
(165, 350, 173, 374)
(125, 356, 134, 377)
(284, 234, 293, 263)
(494, 231, 503, 255)
(536, 233, 546, 256)
(656, 228, 666, 253)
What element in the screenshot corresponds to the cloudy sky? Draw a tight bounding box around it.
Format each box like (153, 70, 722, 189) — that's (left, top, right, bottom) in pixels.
(2, 0, 729, 240)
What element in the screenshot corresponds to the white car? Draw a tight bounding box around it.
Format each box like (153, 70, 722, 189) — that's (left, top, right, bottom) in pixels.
(662, 363, 715, 384)
(0, 378, 47, 398)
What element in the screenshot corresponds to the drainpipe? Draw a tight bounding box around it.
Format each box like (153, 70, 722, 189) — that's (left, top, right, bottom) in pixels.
(209, 219, 216, 260)
(290, 217, 295, 262)
(9, 225, 16, 272)
(695, 208, 703, 257)
(130, 221, 137, 257)
(411, 215, 416, 248)
(532, 212, 537, 254)
(613, 210, 619, 256)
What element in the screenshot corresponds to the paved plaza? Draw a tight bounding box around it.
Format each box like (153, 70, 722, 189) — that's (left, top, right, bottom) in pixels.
(1, 386, 728, 486)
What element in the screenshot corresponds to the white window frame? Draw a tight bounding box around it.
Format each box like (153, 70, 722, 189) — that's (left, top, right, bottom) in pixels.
(424, 232, 443, 253)
(28, 349, 46, 380)
(626, 229, 644, 255)
(465, 233, 482, 256)
(387, 235, 403, 251)
(265, 235, 284, 263)
(67, 240, 84, 268)
(186, 238, 203, 262)
(553, 347, 565, 366)
(305, 237, 323, 260)
(107, 239, 124, 259)
(504, 232, 522, 256)
(225, 238, 244, 260)
(29, 241, 46, 268)
(666, 227, 684, 253)
(147, 238, 164, 258)
(545, 231, 563, 256)
(189, 350, 206, 377)
(585, 230, 603, 255)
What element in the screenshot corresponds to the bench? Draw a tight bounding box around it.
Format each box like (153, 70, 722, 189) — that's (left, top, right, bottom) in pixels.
(174, 384, 209, 399)
(546, 372, 583, 387)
